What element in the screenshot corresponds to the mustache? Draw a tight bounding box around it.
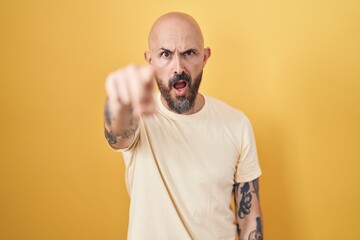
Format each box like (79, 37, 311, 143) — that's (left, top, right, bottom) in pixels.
(168, 72, 191, 88)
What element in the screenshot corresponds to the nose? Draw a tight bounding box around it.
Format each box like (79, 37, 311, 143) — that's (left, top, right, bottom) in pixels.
(173, 54, 185, 75)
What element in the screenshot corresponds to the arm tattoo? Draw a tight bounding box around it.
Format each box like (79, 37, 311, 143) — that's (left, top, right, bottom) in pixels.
(104, 127, 118, 145)
(248, 217, 263, 240)
(104, 116, 139, 145)
(234, 178, 262, 239)
(104, 99, 139, 145)
(234, 178, 260, 219)
(234, 182, 252, 219)
(236, 223, 241, 237)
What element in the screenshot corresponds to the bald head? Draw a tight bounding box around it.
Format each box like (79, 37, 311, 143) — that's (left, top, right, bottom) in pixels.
(148, 12, 204, 51)
(144, 12, 211, 114)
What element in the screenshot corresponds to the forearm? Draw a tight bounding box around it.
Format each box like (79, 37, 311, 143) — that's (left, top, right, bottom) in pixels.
(237, 211, 263, 240)
(104, 98, 139, 149)
(234, 178, 263, 240)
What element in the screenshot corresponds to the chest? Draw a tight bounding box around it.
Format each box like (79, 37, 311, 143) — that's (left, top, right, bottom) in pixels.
(141, 116, 240, 186)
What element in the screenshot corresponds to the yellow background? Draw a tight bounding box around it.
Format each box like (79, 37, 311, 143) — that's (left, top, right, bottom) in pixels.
(1, 0, 359, 239)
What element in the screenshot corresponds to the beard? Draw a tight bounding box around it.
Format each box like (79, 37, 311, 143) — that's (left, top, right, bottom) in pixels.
(156, 71, 203, 114)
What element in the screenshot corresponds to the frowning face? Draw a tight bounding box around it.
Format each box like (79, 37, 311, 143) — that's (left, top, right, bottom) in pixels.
(145, 13, 211, 114)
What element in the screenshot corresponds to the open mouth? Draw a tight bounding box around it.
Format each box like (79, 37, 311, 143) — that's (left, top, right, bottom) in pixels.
(173, 80, 187, 90)
(172, 80, 188, 96)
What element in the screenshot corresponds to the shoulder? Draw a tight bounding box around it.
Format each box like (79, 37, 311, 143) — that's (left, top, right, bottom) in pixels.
(204, 95, 256, 137)
(205, 95, 249, 123)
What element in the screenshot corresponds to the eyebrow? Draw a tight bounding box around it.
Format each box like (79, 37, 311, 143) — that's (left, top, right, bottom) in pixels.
(158, 47, 173, 53)
(157, 47, 199, 54)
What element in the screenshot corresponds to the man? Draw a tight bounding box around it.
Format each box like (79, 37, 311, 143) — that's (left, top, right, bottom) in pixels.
(104, 12, 263, 240)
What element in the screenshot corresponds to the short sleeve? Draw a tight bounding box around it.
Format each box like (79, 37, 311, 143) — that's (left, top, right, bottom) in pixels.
(234, 117, 262, 183)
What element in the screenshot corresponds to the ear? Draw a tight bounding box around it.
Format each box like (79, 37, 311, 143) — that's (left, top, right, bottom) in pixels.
(144, 51, 152, 64)
(202, 47, 211, 67)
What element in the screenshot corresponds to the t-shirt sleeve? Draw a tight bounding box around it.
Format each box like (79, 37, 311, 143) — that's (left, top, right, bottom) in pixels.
(234, 117, 262, 183)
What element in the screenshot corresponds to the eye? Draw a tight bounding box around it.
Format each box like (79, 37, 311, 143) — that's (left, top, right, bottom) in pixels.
(161, 51, 171, 58)
(184, 50, 195, 56)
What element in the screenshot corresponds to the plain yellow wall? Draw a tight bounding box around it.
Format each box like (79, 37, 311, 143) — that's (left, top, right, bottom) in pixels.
(1, 0, 359, 239)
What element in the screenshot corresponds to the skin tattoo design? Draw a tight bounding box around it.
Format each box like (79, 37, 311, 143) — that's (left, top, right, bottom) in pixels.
(238, 182, 252, 218)
(104, 127, 118, 145)
(104, 99, 139, 145)
(248, 217, 263, 240)
(233, 178, 263, 240)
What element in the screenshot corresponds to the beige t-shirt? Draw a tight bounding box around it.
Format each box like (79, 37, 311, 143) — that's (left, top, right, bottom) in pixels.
(120, 93, 262, 240)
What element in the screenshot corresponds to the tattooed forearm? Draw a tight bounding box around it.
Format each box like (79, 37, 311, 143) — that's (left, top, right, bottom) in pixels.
(104, 116, 139, 145)
(234, 178, 262, 239)
(104, 127, 118, 145)
(234, 178, 260, 219)
(248, 217, 263, 240)
(104, 98, 139, 146)
(121, 115, 139, 139)
(234, 182, 252, 219)
(236, 223, 241, 237)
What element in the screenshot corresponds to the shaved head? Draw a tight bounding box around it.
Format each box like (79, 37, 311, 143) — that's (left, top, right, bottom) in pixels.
(148, 12, 204, 51)
(145, 12, 210, 114)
